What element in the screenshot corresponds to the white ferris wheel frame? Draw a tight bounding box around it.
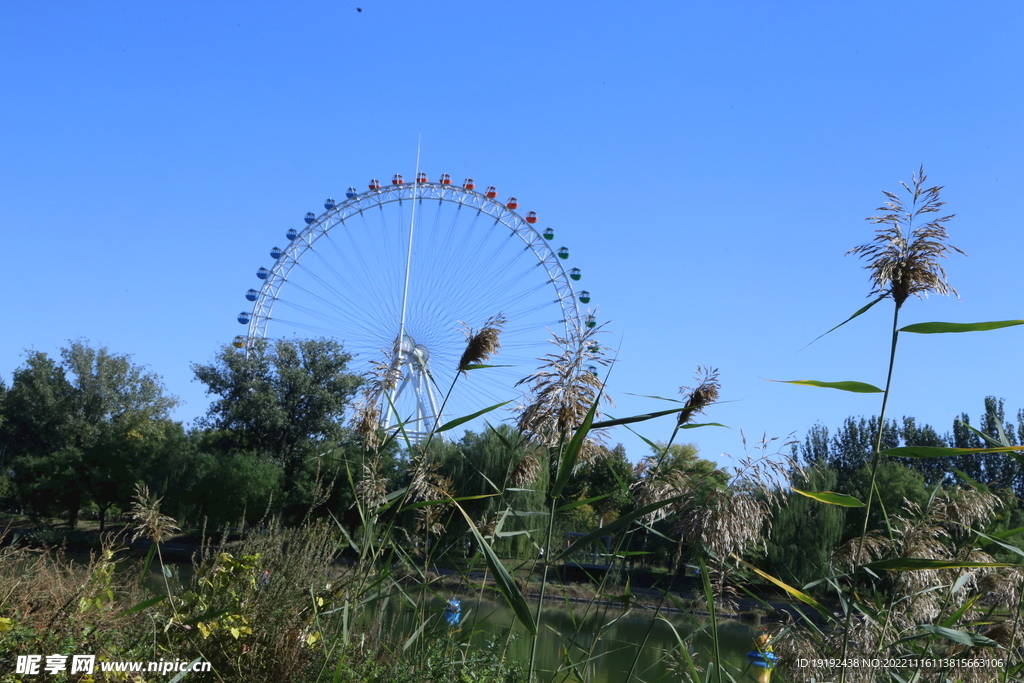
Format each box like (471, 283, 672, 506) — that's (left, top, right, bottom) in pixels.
(244, 180, 586, 439)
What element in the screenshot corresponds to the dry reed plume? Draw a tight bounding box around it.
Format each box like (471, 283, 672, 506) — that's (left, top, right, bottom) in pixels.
(458, 313, 506, 374)
(351, 355, 403, 451)
(847, 165, 965, 309)
(130, 483, 179, 544)
(515, 321, 610, 463)
(507, 452, 541, 488)
(677, 366, 721, 426)
(779, 485, 1016, 683)
(408, 447, 455, 535)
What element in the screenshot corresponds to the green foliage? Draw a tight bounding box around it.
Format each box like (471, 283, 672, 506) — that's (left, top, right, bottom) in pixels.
(846, 460, 929, 539)
(567, 443, 636, 525)
(426, 425, 548, 559)
(192, 337, 362, 520)
(193, 338, 361, 463)
(1, 342, 177, 527)
(763, 465, 845, 591)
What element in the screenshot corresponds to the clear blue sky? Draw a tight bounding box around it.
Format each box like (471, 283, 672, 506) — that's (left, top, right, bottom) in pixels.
(3, 2, 1023, 467)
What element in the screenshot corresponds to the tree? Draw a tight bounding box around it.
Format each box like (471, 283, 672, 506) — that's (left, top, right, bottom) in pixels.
(428, 425, 548, 559)
(827, 416, 900, 490)
(0, 352, 77, 469)
(843, 460, 929, 540)
(578, 444, 636, 527)
(1, 342, 177, 527)
(953, 397, 1021, 492)
(192, 338, 362, 516)
(764, 465, 845, 591)
(633, 442, 726, 570)
(898, 416, 950, 486)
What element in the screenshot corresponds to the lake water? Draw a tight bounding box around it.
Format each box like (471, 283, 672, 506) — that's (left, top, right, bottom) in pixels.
(380, 593, 766, 683)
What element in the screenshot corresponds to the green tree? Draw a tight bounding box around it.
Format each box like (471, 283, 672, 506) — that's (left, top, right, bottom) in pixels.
(578, 444, 636, 527)
(633, 442, 725, 570)
(844, 460, 929, 540)
(953, 397, 1021, 491)
(763, 465, 845, 591)
(898, 416, 950, 486)
(0, 352, 77, 469)
(192, 338, 362, 517)
(2, 343, 177, 528)
(827, 416, 900, 491)
(431, 425, 548, 559)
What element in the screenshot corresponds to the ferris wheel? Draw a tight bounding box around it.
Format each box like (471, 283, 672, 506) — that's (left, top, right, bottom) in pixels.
(236, 173, 596, 441)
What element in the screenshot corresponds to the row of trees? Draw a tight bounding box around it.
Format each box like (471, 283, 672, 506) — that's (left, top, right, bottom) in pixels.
(4, 338, 1022, 588)
(2, 339, 709, 552)
(0, 339, 365, 529)
(763, 399, 1024, 589)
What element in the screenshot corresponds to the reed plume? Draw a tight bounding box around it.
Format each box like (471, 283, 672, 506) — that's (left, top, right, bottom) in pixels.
(350, 355, 402, 451)
(515, 321, 610, 463)
(847, 165, 964, 309)
(676, 366, 720, 426)
(458, 313, 506, 374)
(130, 483, 179, 544)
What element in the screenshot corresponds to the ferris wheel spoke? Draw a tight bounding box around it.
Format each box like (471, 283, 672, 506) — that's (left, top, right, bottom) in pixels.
(313, 232, 403, 322)
(272, 300, 391, 349)
(286, 268, 401, 342)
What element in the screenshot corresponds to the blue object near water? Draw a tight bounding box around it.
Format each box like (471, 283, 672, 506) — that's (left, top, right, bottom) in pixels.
(444, 598, 462, 626)
(746, 651, 778, 668)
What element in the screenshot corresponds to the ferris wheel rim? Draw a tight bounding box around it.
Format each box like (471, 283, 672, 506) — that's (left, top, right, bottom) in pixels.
(243, 181, 587, 344)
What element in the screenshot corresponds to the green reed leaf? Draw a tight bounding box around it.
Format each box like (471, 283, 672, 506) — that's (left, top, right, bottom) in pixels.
(622, 392, 684, 403)
(733, 556, 834, 622)
(591, 407, 688, 428)
(920, 624, 999, 647)
(557, 494, 610, 512)
(115, 595, 167, 618)
(452, 499, 536, 636)
(769, 379, 883, 393)
(400, 493, 497, 512)
(803, 295, 887, 349)
(882, 445, 1024, 458)
(940, 594, 981, 628)
(435, 401, 512, 433)
(991, 526, 1024, 540)
(551, 493, 685, 563)
(551, 393, 600, 499)
(866, 558, 1016, 571)
(967, 528, 1024, 559)
(899, 319, 1024, 334)
(792, 489, 866, 507)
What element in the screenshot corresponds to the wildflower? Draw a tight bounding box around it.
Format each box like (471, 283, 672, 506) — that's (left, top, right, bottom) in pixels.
(847, 166, 965, 309)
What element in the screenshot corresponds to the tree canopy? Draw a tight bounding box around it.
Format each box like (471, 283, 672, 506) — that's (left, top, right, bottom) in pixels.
(192, 338, 362, 467)
(1, 341, 177, 527)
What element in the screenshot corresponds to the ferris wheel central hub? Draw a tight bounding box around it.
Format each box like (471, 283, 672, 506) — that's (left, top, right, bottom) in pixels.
(396, 333, 430, 367)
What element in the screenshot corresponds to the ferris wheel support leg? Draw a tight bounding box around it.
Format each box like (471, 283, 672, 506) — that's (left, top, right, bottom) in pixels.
(422, 374, 443, 434)
(383, 373, 414, 432)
